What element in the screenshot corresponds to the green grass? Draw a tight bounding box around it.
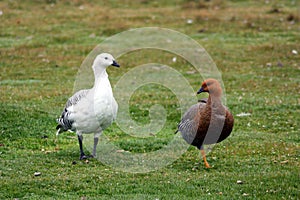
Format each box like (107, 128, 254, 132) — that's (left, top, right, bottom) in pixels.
(0, 0, 299, 199)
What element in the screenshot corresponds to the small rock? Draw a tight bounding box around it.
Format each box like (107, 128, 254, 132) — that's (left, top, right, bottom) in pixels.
(198, 28, 206, 33)
(292, 50, 298, 55)
(186, 19, 193, 24)
(186, 70, 196, 74)
(266, 62, 272, 67)
(26, 35, 33, 40)
(89, 33, 96, 38)
(0, 10, 3, 16)
(237, 180, 243, 184)
(42, 58, 50, 63)
(277, 61, 283, 67)
(236, 112, 251, 117)
(280, 160, 288, 164)
(242, 193, 249, 196)
(85, 160, 89, 164)
(269, 8, 280, 13)
(287, 14, 295, 22)
(116, 149, 130, 153)
(172, 57, 177, 63)
(34, 172, 41, 176)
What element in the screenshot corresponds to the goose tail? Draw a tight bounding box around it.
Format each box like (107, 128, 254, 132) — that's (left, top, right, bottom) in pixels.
(56, 124, 63, 136)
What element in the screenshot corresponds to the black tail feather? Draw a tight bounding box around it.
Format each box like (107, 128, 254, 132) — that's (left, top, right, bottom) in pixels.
(56, 124, 62, 130)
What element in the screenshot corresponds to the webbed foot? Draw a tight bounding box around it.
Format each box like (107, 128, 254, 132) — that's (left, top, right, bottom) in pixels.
(80, 154, 91, 160)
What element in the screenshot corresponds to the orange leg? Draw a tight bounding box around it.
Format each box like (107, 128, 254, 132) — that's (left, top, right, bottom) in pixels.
(201, 149, 211, 168)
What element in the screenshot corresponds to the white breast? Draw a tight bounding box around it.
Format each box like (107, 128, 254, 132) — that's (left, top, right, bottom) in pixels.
(93, 77, 118, 128)
(70, 76, 118, 133)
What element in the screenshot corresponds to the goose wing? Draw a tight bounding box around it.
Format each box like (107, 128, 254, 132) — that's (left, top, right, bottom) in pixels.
(177, 102, 206, 144)
(56, 89, 89, 132)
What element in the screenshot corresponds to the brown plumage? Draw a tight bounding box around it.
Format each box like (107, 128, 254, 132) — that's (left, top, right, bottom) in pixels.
(176, 78, 234, 168)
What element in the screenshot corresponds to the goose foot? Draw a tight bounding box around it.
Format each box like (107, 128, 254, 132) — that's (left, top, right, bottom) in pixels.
(204, 161, 211, 168)
(200, 149, 211, 168)
(80, 154, 93, 160)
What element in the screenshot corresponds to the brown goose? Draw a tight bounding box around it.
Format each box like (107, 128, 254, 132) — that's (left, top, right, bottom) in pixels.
(175, 78, 234, 168)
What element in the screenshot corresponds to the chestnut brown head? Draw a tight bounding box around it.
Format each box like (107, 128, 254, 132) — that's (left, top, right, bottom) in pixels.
(197, 78, 222, 96)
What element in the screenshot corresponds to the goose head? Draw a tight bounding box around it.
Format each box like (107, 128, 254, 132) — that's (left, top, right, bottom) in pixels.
(93, 53, 120, 69)
(197, 78, 222, 97)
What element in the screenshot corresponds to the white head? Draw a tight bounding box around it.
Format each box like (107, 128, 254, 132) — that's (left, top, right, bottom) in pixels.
(93, 53, 120, 69)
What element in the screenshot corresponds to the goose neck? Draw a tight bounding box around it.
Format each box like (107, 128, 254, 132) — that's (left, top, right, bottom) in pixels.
(207, 94, 223, 110)
(93, 66, 108, 87)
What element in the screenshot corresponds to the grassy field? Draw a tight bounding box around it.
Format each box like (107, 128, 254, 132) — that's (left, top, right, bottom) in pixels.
(0, 0, 299, 199)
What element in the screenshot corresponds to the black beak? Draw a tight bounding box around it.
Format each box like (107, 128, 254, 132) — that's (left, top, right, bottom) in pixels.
(197, 87, 204, 94)
(111, 60, 120, 67)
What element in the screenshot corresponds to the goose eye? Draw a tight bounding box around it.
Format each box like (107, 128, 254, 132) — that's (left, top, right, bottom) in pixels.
(105, 57, 108, 60)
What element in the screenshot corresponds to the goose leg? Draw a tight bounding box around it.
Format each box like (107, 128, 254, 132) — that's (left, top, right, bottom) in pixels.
(200, 147, 211, 168)
(92, 137, 99, 158)
(78, 135, 88, 160)
(92, 132, 101, 158)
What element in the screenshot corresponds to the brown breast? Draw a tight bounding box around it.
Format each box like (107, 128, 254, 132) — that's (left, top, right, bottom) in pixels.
(191, 102, 234, 148)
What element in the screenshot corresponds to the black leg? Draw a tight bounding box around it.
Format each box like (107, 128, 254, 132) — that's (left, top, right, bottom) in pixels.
(78, 135, 88, 160)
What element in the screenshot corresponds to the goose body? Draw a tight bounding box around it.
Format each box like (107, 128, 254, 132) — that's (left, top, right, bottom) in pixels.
(56, 53, 120, 159)
(176, 78, 234, 168)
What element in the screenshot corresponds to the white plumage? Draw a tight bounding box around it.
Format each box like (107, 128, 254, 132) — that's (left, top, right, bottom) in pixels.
(56, 53, 120, 159)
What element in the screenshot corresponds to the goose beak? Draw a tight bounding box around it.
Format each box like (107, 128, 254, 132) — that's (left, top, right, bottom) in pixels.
(111, 60, 120, 67)
(197, 87, 205, 94)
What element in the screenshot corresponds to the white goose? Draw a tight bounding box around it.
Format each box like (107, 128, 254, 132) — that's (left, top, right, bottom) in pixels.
(56, 53, 120, 160)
